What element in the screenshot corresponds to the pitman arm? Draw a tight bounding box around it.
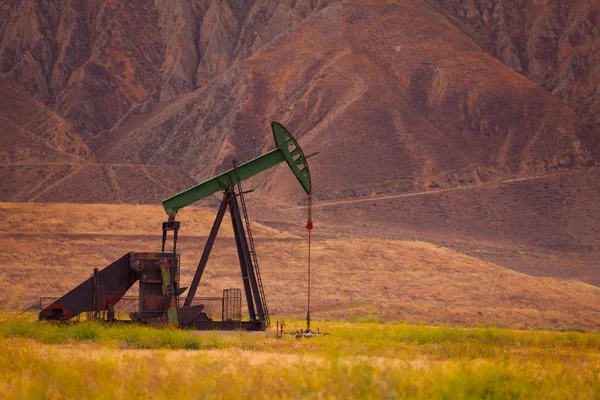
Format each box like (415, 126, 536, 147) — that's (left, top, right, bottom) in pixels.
(162, 122, 315, 216)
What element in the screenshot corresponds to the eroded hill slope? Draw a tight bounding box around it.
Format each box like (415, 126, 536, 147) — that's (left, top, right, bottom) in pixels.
(427, 0, 600, 129)
(91, 1, 597, 204)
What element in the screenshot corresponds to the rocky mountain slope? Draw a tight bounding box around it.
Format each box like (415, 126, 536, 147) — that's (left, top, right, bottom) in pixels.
(0, 0, 330, 138)
(0, 77, 94, 165)
(0, 0, 598, 283)
(427, 0, 600, 129)
(0, 76, 195, 203)
(1, 0, 596, 196)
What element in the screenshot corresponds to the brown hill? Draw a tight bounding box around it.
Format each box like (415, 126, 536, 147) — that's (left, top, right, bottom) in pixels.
(1, 0, 597, 188)
(0, 77, 196, 203)
(91, 0, 597, 196)
(0, 77, 94, 164)
(0, 1, 598, 290)
(2, 202, 599, 330)
(276, 168, 600, 286)
(0, 0, 328, 137)
(1, 0, 597, 203)
(427, 0, 600, 129)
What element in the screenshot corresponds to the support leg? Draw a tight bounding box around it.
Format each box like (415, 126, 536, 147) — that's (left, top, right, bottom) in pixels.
(184, 195, 229, 307)
(230, 194, 265, 322)
(230, 193, 257, 320)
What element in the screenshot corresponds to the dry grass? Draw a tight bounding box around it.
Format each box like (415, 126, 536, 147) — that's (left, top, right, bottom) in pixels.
(278, 168, 600, 285)
(0, 318, 599, 399)
(1, 203, 599, 330)
(0, 202, 293, 238)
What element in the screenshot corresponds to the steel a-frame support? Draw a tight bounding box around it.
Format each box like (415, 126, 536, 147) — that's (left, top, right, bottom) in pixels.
(183, 188, 265, 323)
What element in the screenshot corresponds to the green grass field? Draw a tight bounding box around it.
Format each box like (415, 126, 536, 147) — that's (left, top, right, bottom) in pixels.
(1, 315, 599, 399)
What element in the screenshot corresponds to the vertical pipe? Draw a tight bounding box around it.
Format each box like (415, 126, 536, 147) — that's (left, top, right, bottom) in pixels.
(307, 228, 311, 332)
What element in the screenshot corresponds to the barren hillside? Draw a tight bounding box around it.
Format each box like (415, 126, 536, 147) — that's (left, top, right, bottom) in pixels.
(1, 0, 597, 201)
(0, 74, 196, 203)
(2, 203, 599, 330)
(277, 168, 600, 286)
(427, 0, 600, 129)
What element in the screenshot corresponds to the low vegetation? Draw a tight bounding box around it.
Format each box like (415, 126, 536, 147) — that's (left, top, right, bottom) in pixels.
(1, 315, 599, 399)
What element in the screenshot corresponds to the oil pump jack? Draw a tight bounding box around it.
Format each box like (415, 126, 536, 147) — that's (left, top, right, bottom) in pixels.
(39, 122, 315, 331)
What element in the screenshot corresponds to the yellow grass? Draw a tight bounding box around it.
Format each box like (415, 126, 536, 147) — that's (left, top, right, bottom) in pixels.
(0, 318, 599, 399)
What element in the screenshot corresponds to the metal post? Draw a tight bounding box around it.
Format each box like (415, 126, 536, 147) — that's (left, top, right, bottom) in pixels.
(172, 225, 179, 254)
(93, 268, 100, 319)
(222, 294, 225, 322)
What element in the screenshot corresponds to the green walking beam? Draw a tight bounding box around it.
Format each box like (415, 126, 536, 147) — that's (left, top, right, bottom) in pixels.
(162, 122, 316, 216)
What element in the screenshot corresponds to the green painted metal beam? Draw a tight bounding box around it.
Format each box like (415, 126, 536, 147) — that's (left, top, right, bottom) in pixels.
(162, 122, 313, 216)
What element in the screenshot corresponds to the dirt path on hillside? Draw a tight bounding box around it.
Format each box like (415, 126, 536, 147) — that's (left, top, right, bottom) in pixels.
(289, 172, 574, 209)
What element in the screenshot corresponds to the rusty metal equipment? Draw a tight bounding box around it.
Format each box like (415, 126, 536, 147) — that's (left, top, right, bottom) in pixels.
(39, 122, 315, 331)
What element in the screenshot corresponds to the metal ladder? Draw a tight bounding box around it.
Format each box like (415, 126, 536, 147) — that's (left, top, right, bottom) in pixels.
(233, 161, 270, 326)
